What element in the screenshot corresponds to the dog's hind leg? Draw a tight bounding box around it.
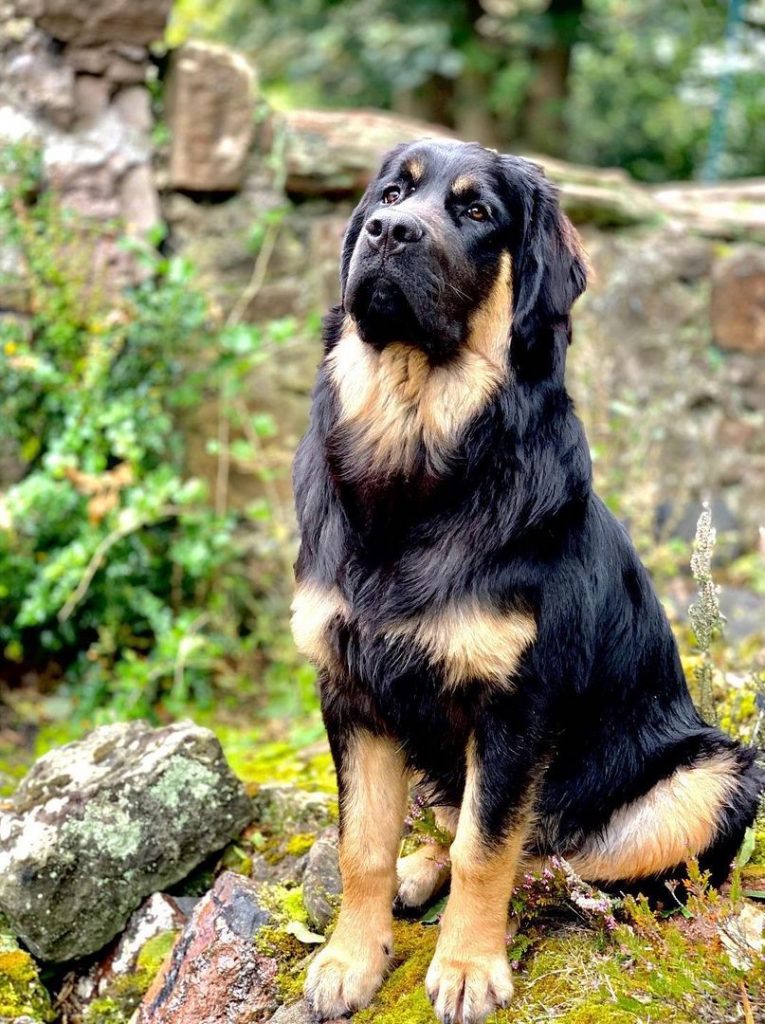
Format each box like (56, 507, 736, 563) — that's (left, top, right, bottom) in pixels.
(565, 745, 762, 887)
(396, 805, 458, 909)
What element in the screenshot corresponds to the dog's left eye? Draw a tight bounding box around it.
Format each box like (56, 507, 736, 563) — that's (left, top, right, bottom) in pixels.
(466, 203, 489, 222)
(382, 186, 401, 204)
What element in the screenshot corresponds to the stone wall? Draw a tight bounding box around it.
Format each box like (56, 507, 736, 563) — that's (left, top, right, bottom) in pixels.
(1, 2, 764, 546)
(0, 0, 169, 290)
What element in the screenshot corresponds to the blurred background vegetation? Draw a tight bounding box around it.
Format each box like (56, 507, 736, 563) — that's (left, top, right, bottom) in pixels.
(1, 0, 764, 792)
(170, 0, 765, 182)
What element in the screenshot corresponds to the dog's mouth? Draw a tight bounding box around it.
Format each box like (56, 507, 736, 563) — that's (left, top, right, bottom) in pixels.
(346, 274, 428, 352)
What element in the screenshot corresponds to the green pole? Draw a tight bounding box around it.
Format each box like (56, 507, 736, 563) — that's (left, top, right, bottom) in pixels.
(700, 0, 744, 183)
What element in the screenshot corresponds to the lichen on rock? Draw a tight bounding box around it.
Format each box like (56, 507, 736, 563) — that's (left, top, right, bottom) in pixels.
(0, 721, 253, 961)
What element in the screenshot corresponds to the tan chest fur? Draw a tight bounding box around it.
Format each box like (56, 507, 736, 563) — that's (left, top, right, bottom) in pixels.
(291, 580, 536, 689)
(327, 253, 512, 474)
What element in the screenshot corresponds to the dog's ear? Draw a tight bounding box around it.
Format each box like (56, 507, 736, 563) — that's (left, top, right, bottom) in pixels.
(502, 156, 587, 365)
(339, 142, 411, 297)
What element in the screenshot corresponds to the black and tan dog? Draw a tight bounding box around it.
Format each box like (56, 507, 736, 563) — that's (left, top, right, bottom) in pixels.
(291, 139, 763, 1024)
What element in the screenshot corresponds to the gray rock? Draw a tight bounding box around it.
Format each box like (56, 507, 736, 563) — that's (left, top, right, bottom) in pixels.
(302, 827, 341, 931)
(249, 850, 310, 887)
(119, 162, 161, 235)
(5, 40, 75, 128)
(73, 73, 110, 123)
(65, 45, 110, 74)
(113, 84, 152, 133)
(267, 1000, 347, 1024)
(37, 0, 173, 47)
(719, 587, 765, 643)
(165, 42, 256, 193)
(280, 107, 452, 196)
(0, 720, 253, 961)
(267, 1004, 314, 1024)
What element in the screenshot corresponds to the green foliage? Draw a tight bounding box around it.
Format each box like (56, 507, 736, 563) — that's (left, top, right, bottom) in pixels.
(171, 0, 765, 182)
(171, 0, 470, 109)
(575, 1, 765, 182)
(0, 142, 313, 720)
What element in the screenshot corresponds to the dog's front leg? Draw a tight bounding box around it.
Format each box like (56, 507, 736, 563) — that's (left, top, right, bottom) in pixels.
(305, 725, 409, 1018)
(426, 713, 541, 1024)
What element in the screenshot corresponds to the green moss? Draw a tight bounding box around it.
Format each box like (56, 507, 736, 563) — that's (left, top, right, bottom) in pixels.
(353, 921, 439, 1024)
(83, 996, 126, 1024)
(0, 756, 28, 797)
(220, 842, 254, 875)
(218, 734, 336, 793)
(285, 832, 316, 857)
(750, 803, 765, 868)
(0, 947, 55, 1021)
(257, 924, 312, 1003)
(559, 1008, 643, 1024)
(136, 930, 178, 975)
(314, 887, 763, 1024)
(79, 930, 178, 1024)
(261, 883, 310, 926)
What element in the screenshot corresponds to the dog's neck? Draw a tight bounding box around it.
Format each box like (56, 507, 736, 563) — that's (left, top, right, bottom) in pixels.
(328, 265, 513, 478)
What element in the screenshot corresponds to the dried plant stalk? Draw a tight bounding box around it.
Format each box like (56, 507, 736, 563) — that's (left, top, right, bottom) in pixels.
(688, 502, 724, 725)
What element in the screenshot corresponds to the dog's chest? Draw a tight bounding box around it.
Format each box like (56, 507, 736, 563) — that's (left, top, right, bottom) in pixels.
(326, 327, 504, 478)
(290, 573, 536, 693)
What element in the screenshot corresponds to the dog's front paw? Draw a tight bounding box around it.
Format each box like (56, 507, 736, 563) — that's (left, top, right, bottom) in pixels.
(425, 952, 513, 1024)
(304, 936, 390, 1019)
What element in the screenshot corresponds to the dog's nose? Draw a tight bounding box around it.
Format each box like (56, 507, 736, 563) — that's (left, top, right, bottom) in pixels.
(364, 211, 424, 252)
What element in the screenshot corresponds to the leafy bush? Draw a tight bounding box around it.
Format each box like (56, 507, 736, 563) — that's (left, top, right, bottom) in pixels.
(0, 143, 309, 721)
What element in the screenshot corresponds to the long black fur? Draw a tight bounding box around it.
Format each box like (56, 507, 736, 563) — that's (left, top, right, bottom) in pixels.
(293, 139, 763, 894)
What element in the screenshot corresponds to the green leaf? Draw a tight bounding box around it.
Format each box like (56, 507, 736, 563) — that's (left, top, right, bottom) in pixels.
(420, 895, 448, 924)
(736, 827, 756, 868)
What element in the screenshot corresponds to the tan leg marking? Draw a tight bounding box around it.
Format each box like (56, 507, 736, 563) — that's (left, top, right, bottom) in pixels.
(329, 254, 512, 474)
(384, 599, 536, 689)
(426, 739, 529, 1024)
(568, 751, 740, 882)
(290, 580, 348, 670)
(305, 733, 409, 1018)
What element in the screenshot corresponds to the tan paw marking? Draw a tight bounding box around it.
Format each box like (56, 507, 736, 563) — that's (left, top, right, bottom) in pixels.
(396, 845, 451, 908)
(304, 938, 390, 1019)
(425, 954, 514, 1024)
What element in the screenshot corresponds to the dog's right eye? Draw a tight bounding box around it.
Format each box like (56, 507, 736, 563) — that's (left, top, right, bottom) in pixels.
(382, 186, 401, 204)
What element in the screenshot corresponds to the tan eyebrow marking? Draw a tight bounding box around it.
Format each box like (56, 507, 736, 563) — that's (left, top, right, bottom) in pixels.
(404, 158, 425, 182)
(451, 175, 478, 196)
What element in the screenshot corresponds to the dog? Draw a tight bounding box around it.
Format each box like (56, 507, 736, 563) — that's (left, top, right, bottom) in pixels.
(291, 139, 763, 1024)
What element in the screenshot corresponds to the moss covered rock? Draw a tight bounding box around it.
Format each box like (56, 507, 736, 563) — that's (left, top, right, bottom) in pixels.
(302, 827, 341, 931)
(0, 721, 253, 961)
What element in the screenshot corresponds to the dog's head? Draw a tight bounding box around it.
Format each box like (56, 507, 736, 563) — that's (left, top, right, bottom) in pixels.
(341, 139, 587, 370)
